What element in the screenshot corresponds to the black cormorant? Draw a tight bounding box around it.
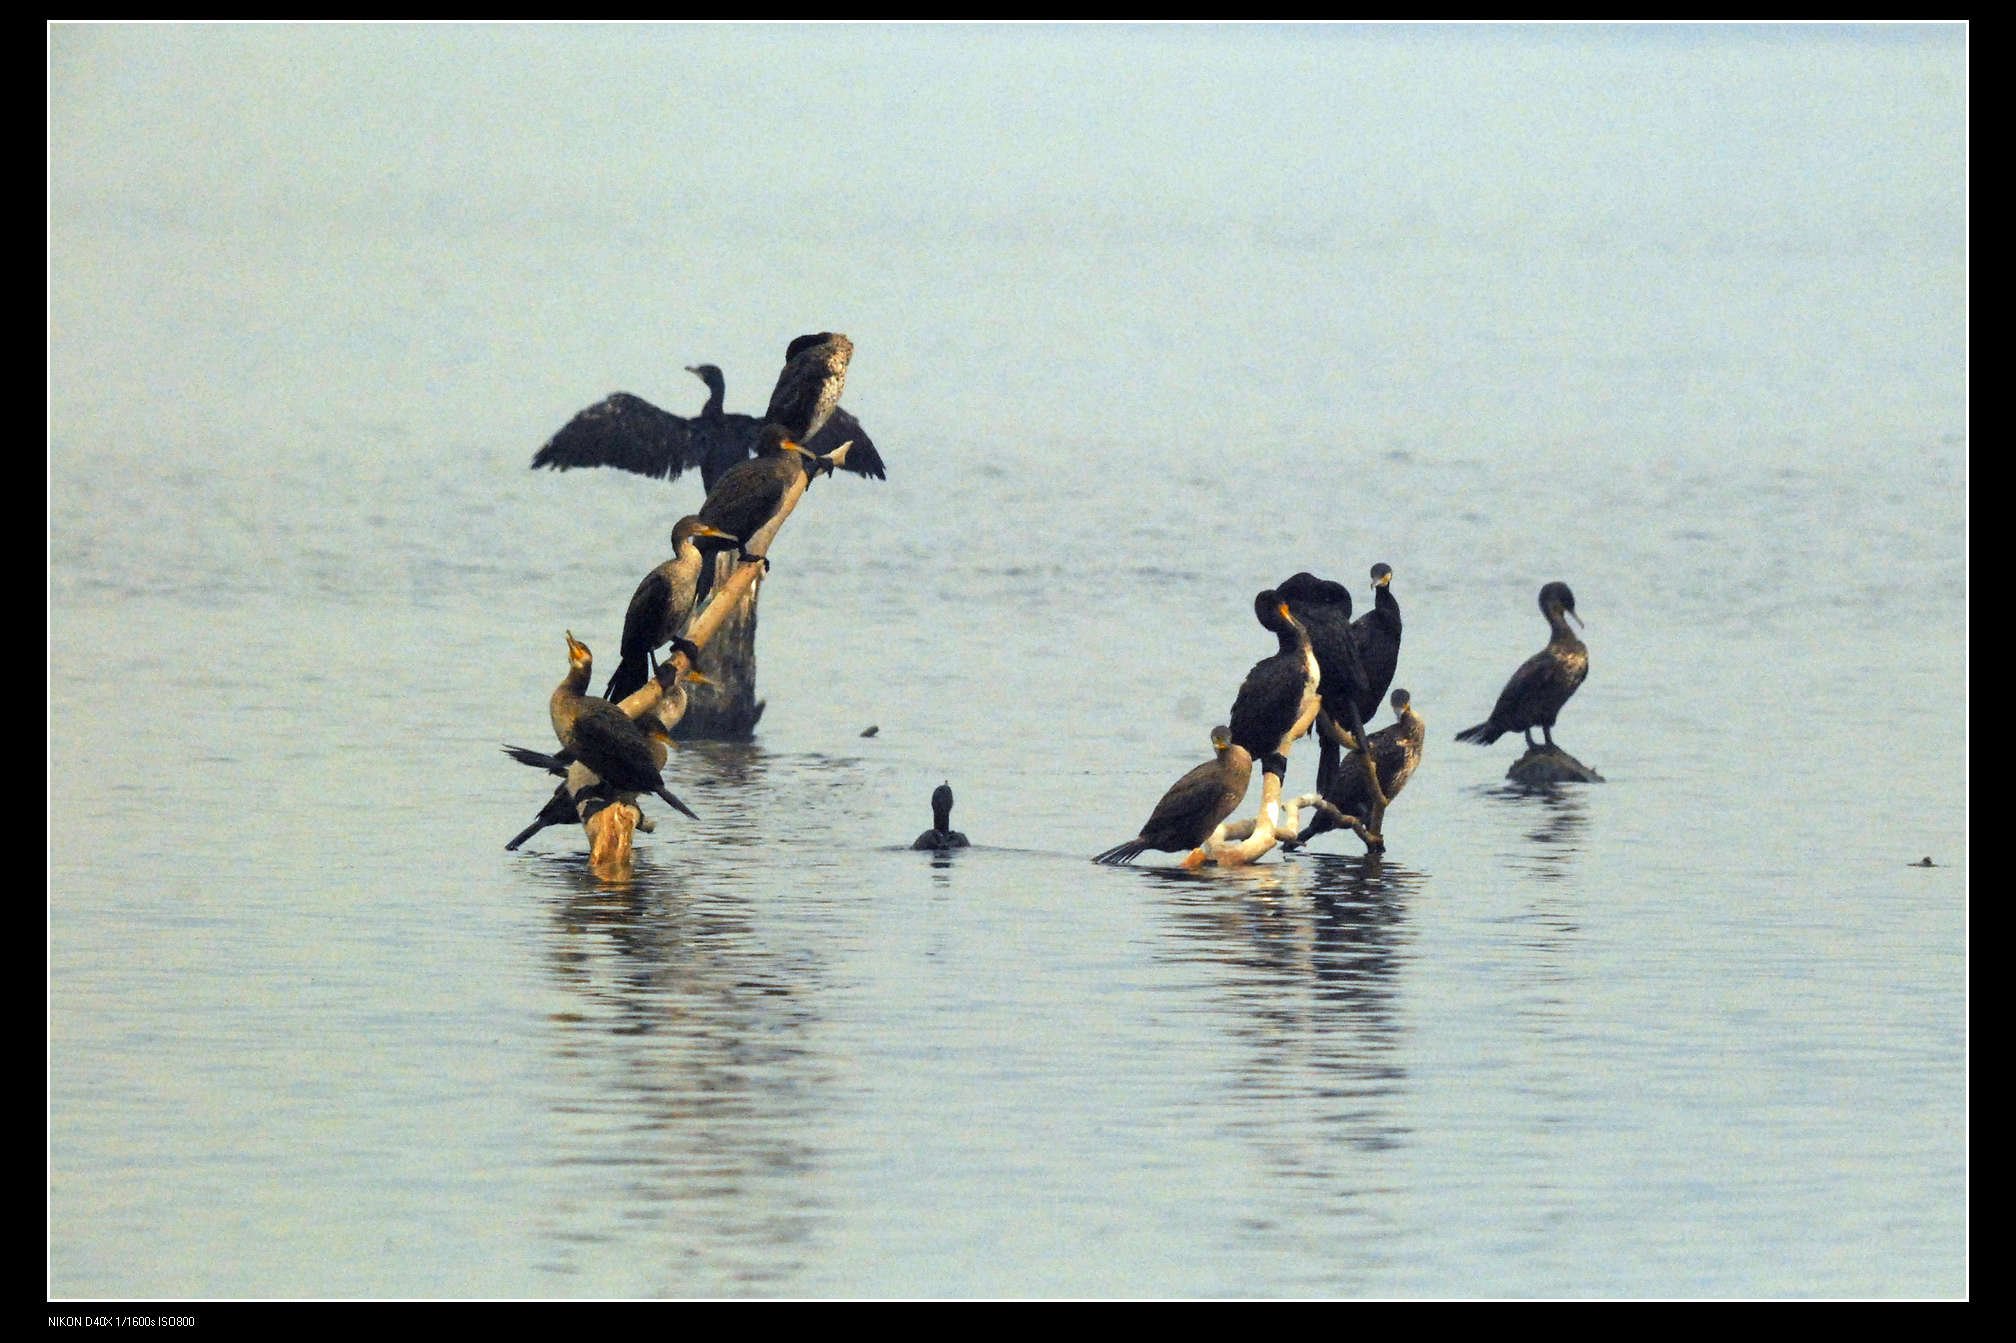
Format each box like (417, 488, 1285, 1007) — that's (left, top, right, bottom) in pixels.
(1227, 590, 1321, 780)
(911, 781, 971, 850)
(1455, 581, 1587, 750)
(505, 667, 709, 848)
(1287, 688, 1426, 850)
(602, 515, 740, 704)
(1094, 726, 1254, 865)
(530, 337, 885, 489)
(1351, 562, 1403, 720)
(548, 632, 701, 821)
(694, 424, 831, 566)
(1277, 572, 1373, 791)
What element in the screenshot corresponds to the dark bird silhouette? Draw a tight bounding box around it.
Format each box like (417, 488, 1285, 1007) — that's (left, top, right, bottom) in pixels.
(602, 515, 739, 705)
(504, 667, 710, 849)
(683, 424, 844, 608)
(1227, 590, 1321, 780)
(548, 631, 701, 821)
(1276, 571, 1373, 792)
(911, 781, 971, 850)
(1094, 726, 1254, 865)
(1351, 562, 1403, 721)
(530, 335, 885, 490)
(1287, 689, 1426, 850)
(1455, 581, 1587, 749)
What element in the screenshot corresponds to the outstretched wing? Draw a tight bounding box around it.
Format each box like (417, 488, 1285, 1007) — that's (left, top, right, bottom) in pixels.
(806, 406, 887, 480)
(531, 392, 703, 481)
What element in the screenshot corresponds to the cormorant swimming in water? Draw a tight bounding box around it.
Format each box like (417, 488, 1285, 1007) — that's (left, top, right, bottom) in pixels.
(1227, 590, 1321, 780)
(602, 515, 740, 705)
(1094, 726, 1254, 865)
(1277, 572, 1373, 791)
(548, 631, 701, 821)
(529, 334, 885, 490)
(911, 781, 971, 850)
(1286, 689, 1426, 850)
(1455, 581, 1587, 750)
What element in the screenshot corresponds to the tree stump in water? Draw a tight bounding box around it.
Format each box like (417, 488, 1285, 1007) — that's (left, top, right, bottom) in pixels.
(1507, 745, 1604, 785)
(672, 555, 765, 741)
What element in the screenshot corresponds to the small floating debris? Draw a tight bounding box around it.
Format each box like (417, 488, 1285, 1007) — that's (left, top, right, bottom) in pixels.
(1911, 856, 1937, 868)
(860, 724, 879, 738)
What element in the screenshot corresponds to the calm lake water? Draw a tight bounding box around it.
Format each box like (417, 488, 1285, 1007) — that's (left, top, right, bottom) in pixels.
(49, 23, 1966, 1299)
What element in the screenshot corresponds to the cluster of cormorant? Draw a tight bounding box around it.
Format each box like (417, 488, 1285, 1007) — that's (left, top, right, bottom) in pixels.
(1094, 571, 1591, 866)
(504, 331, 1593, 866)
(505, 333, 876, 852)
(1094, 564, 1413, 866)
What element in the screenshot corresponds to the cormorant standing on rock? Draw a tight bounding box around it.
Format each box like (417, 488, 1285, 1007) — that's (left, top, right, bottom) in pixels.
(1455, 581, 1587, 750)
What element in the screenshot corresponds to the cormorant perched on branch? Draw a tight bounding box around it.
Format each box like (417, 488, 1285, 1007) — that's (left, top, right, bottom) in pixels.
(1094, 727, 1253, 865)
(1227, 590, 1321, 780)
(602, 515, 739, 705)
(548, 632, 700, 821)
(1277, 572, 1372, 791)
(506, 666, 711, 850)
(530, 334, 885, 489)
(1287, 689, 1426, 851)
(1455, 582, 1587, 750)
(1351, 562, 1403, 721)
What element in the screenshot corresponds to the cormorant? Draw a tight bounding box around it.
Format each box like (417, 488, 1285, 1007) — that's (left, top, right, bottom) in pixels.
(602, 515, 740, 705)
(1286, 689, 1426, 850)
(548, 632, 701, 821)
(911, 781, 971, 850)
(1227, 590, 1321, 780)
(1455, 581, 1587, 750)
(1277, 572, 1373, 791)
(529, 336, 885, 489)
(694, 424, 831, 566)
(1094, 726, 1254, 865)
(505, 667, 709, 849)
(1351, 562, 1403, 720)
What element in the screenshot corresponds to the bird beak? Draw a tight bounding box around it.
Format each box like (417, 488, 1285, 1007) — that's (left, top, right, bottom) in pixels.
(683, 669, 714, 686)
(1277, 601, 1294, 623)
(695, 524, 738, 542)
(1569, 608, 1584, 629)
(565, 630, 588, 658)
(1377, 572, 1392, 588)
